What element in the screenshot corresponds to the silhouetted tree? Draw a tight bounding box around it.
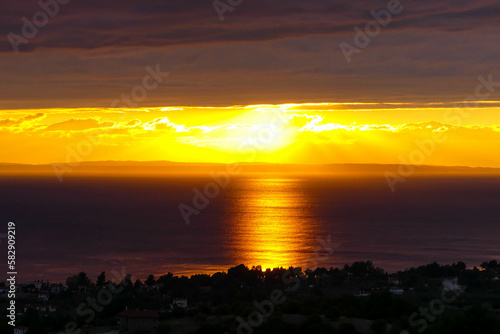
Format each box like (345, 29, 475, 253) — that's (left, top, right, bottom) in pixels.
(77, 272, 91, 287)
(121, 274, 133, 290)
(66, 273, 91, 292)
(454, 261, 467, 272)
(157, 273, 173, 287)
(146, 274, 156, 286)
(134, 279, 144, 289)
(96, 272, 106, 287)
(481, 260, 498, 272)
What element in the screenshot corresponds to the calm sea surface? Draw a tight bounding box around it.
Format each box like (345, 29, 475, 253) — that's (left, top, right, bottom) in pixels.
(1, 173, 499, 282)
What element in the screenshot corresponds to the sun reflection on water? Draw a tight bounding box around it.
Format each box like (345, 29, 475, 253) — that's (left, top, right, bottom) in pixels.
(224, 178, 322, 270)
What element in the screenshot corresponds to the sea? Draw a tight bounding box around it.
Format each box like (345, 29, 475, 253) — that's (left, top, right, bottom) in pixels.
(1, 173, 499, 282)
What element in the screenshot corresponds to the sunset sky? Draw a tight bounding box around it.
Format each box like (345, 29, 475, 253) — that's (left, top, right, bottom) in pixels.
(1, 0, 500, 166)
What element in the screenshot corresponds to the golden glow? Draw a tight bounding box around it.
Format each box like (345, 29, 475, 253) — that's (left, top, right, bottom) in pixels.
(1, 102, 500, 166)
(223, 178, 322, 269)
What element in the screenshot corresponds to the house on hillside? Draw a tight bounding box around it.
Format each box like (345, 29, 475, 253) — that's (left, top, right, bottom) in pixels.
(388, 277, 401, 285)
(389, 287, 405, 295)
(354, 290, 371, 297)
(172, 297, 188, 309)
(37, 293, 49, 302)
(50, 283, 63, 293)
(14, 327, 29, 334)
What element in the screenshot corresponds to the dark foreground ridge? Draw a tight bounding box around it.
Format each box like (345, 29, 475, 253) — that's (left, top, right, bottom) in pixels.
(2, 260, 500, 333)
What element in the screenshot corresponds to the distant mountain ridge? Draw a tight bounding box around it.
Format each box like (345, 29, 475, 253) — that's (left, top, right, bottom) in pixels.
(1, 161, 500, 176)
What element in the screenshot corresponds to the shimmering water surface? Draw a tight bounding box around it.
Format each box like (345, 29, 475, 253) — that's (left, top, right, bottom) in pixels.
(1, 174, 499, 282)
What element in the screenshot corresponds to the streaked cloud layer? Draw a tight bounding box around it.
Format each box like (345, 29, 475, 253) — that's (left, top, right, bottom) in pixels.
(1, 0, 500, 107)
(2, 0, 499, 51)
